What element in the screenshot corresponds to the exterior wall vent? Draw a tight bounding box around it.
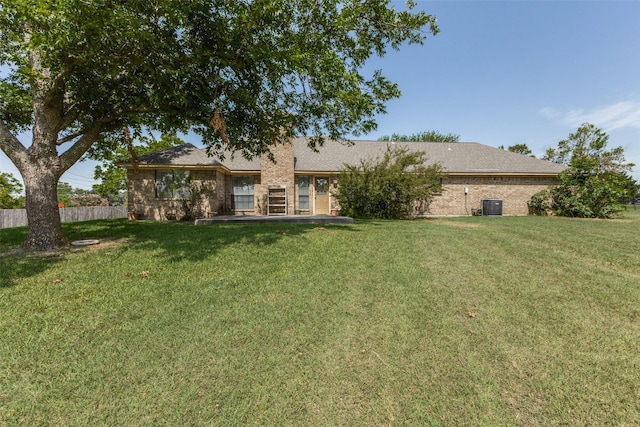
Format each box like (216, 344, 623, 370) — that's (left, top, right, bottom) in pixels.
(482, 199, 503, 216)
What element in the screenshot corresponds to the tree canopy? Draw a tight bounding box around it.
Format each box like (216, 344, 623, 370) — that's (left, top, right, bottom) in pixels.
(378, 130, 460, 143)
(541, 123, 633, 174)
(507, 144, 534, 157)
(0, 0, 438, 250)
(529, 123, 636, 218)
(88, 133, 186, 205)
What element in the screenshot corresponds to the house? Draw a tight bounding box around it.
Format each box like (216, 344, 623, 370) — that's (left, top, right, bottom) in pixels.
(119, 137, 566, 220)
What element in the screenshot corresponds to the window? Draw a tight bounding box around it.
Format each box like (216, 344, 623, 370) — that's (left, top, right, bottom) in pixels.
(297, 176, 310, 210)
(231, 175, 254, 210)
(155, 170, 190, 199)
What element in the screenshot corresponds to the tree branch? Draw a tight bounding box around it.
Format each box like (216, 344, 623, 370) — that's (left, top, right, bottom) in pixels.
(56, 130, 84, 145)
(0, 120, 28, 170)
(59, 122, 105, 172)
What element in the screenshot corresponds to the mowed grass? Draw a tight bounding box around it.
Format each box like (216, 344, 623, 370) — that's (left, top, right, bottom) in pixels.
(1, 210, 639, 426)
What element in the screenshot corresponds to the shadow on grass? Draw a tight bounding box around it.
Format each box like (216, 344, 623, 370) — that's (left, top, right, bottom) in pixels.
(0, 219, 359, 288)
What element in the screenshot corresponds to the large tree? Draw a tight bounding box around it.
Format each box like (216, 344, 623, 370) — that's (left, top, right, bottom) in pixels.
(0, 0, 437, 251)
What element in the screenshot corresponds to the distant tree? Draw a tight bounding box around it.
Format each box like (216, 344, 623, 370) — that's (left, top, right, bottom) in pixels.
(56, 182, 74, 206)
(378, 131, 460, 143)
(335, 145, 444, 219)
(508, 144, 534, 157)
(56, 181, 107, 206)
(0, 172, 24, 208)
(88, 133, 185, 205)
(530, 123, 635, 218)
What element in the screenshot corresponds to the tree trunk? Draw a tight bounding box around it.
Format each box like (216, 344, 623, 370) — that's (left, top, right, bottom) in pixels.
(21, 164, 68, 251)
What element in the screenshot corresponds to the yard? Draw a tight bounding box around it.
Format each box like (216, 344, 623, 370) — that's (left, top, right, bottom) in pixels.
(1, 210, 639, 425)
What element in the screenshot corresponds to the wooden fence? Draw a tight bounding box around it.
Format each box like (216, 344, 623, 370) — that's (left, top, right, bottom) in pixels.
(0, 206, 128, 229)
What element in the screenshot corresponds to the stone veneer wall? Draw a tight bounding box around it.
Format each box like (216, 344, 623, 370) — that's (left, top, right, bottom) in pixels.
(427, 175, 560, 216)
(260, 142, 295, 215)
(128, 168, 223, 220)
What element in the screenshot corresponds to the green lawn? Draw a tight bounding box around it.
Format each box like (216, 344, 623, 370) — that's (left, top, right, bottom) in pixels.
(1, 210, 639, 425)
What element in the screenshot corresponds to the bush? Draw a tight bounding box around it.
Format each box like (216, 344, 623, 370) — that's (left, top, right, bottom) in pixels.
(527, 189, 551, 216)
(533, 123, 635, 219)
(530, 172, 630, 219)
(334, 145, 444, 219)
(550, 173, 627, 218)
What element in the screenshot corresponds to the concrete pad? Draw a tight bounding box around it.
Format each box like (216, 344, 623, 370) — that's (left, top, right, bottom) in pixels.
(194, 215, 354, 225)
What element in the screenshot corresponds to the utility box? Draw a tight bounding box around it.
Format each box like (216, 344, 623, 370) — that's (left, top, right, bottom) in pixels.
(481, 199, 503, 216)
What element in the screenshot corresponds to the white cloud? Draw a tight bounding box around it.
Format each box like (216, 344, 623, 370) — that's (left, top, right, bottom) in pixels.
(541, 100, 640, 132)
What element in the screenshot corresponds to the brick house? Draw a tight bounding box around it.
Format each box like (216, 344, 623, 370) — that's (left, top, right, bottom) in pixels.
(120, 137, 565, 220)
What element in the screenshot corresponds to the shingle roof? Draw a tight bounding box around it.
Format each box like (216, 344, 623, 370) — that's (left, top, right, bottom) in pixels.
(128, 139, 566, 175)
(133, 143, 221, 166)
(289, 138, 566, 175)
(131, 143, 260, 170)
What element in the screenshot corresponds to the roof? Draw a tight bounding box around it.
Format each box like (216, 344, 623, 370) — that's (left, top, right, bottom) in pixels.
(125, 138, 566, 175)
(290, 138, 566, 175)
(131, 143, 223, 167)
(124, 143, 261, 171)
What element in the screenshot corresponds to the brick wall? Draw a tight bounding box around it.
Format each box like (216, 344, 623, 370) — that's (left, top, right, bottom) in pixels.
(260, 142, 295, 215)
(427, 175, 559, 216)
(127, 167, 560, 219)
(127, 168, 223, 220)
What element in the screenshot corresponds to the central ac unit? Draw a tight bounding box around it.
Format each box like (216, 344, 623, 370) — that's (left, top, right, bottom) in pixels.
(481, 199, 503, 216)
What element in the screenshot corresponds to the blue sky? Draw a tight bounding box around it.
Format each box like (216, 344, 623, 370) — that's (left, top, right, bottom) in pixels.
(1, 0, 639, 188)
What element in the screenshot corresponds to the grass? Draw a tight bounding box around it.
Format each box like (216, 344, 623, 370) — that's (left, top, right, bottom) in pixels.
(1, 209, 639, 425)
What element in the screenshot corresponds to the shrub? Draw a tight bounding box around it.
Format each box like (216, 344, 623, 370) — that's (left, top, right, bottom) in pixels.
(334, 145, 444, 219)
(527, 189, 551, 216)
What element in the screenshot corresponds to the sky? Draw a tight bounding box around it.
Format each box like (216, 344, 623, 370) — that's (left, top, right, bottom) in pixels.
(1, 0, 639, 189)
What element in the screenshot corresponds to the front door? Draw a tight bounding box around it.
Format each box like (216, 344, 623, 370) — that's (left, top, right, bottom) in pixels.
(314, 176, 330, 214)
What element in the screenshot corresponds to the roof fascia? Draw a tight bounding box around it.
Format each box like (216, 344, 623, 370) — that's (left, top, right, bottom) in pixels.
(118, 164, 231, 173)
(448, 172, 562, 177)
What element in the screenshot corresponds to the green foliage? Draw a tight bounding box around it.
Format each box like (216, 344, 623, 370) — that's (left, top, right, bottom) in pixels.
(0, 0, 437, 154)
(533, 123, 635, 218)
(541, 123, 633, 173)
(335, 145, 444, 219)
(0, 0, 438, 249)
(56, 182, 74, 206)
(56, 182, 107, 206)
(0, 172, 24, 208)
(527, 189, 551, 216)
(178, 181, 213, 222)
(88, 133, 185, 204)
(507, 143, 534, 157)
(378, 130, 460, 142)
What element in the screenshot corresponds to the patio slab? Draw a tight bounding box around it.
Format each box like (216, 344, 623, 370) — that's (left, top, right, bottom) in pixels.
(194, 215, 354, 225)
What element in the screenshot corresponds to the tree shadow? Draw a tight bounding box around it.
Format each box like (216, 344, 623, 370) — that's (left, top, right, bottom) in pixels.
(0, 219, 359, 288)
